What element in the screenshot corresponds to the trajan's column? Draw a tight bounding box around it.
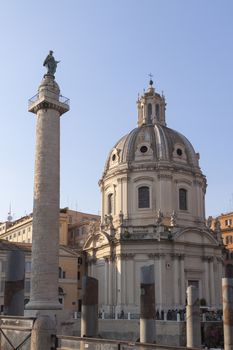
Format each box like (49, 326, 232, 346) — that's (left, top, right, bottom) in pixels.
(26, 51, 69, 311)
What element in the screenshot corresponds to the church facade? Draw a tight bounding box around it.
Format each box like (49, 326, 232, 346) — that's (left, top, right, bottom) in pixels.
(83, 80, 223, 314)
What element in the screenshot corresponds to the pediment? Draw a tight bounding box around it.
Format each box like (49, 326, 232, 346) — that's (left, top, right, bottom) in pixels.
(59, 246, 78, 257)
(83, 231, 110, 250)
(174, 227, 219, 245)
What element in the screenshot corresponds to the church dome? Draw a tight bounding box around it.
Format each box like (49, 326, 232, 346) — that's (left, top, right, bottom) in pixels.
(99, 80, 206, 230)
(103, 81, 200, 179)
(104, 123, 200, 177)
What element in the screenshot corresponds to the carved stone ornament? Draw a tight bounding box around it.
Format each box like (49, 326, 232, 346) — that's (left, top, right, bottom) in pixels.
(155, 209, 164, 226)
(206, 216, 213, 228)
(170, 210, 177, 227)
(214, 218, 221, 233)
(88, 220, 99, 235)
(104, 214, 114, 230)
(119, 210, 124, 226)
(202, 256, 214, 262)
(213, 218, 222, 243)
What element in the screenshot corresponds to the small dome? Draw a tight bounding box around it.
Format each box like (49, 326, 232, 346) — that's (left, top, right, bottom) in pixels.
(103, 123, 200, 177)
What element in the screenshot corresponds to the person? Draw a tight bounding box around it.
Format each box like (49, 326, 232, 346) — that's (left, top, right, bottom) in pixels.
(43, 50, 60, 75)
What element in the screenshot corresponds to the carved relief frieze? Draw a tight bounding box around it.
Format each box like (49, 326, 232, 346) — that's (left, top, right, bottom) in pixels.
(133, 176, 154, 183)
(174, 178, 192, 186)
(157, 174, 172, 180)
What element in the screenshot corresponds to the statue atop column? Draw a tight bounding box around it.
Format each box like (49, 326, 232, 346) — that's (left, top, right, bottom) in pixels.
(43, 50, 60, 76)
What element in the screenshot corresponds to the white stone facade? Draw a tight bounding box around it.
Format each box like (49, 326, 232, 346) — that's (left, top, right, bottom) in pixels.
(83, 81, 223, 314)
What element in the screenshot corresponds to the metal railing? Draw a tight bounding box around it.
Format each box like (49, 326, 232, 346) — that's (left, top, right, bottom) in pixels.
(95, 310, 223, 322)
(28, 92, 70, 109)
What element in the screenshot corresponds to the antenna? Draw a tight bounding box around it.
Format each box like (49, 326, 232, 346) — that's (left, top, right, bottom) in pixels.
(7, 203, 12, 222)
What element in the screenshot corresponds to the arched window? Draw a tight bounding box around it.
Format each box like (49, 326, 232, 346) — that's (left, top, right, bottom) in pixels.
(59, 267, 66, 279)
(179, 188, 188, 210)
(59, 267, 62, 279)
(156, 104, 160, 119)
(138, 186, 150, 208)
(147, 103, 152, 123)
(108, 193, 113, 214)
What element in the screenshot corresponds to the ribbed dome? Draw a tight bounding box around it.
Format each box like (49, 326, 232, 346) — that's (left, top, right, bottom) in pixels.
(103, 123, 201, 176)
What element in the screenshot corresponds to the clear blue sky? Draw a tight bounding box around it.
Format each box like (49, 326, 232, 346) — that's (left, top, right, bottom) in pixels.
(0, 0, 232, 221)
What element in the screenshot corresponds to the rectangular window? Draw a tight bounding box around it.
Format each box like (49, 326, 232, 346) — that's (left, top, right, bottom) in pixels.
(108, 193, 114, 214)
(25, 261, 31, 273)
(138, 186, 150, 208)
(0, 279, 5, 293)
(226, 219, 232, 227)
(179, 188, 188, 210)
(1, 260, 6, 272)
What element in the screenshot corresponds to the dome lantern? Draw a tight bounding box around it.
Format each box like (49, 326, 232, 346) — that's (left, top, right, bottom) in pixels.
(137, 79, 166, 127)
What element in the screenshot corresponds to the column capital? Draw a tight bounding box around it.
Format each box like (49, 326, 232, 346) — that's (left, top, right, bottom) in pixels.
(116, 253, 135, 260)
(148, 252, 165, 259)
(87, 257, 97, 265)
(171, 253, 183, 260)
(202, 256, 214, 262)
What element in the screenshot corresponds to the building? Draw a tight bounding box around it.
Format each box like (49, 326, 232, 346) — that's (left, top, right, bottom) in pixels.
(0, 208, 100, 246)
(83, 80, 224, 314)
(0, 240, 81, 313)
(68, 219, 100, 248)
(211, 212, 233, 276)
(0, 208, 99, 312)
